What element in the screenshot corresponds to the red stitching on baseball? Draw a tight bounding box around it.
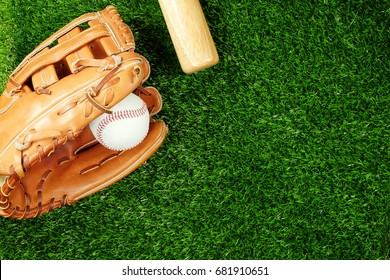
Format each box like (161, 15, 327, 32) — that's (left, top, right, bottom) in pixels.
(96, 102, 148, 149)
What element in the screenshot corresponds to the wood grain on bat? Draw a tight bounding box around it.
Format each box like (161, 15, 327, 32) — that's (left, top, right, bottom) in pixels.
(158, 0, 219, 74)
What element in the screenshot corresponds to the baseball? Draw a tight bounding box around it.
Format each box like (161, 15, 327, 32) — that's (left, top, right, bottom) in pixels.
(89, 93, 149, 151)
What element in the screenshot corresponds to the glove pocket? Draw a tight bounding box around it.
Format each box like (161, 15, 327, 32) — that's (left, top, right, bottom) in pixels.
(2, 120, 167, 219)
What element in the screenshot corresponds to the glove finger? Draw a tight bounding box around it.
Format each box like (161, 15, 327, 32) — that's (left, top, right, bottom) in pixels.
(136, 86, 163, 117)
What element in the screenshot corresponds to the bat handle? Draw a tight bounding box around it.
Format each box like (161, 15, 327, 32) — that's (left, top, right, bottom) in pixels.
(158, 0, 219, 74)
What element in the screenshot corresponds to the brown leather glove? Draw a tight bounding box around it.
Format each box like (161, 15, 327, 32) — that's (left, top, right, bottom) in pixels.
(0, 6, 168, 219)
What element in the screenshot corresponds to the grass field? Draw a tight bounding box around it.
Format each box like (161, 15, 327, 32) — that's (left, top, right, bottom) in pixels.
(0, 0, 389, 260)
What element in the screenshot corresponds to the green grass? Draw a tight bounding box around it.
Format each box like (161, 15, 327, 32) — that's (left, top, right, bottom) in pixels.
(0, 0, 389, 259)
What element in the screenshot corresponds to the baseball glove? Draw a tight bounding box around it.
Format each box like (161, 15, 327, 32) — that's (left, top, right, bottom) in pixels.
(0, 6, 168, 219)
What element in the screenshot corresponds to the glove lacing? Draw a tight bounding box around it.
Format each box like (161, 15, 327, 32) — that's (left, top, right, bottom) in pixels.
(14, 56, 142, 177)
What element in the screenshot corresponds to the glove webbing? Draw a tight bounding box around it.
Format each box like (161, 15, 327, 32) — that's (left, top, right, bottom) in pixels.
(5, 6, 135, 96)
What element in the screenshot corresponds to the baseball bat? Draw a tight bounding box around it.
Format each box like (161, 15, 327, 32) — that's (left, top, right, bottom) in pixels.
(158, 0, 219, 74)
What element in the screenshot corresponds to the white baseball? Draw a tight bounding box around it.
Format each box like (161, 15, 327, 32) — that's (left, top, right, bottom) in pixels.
(89, 93, 149, 151)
